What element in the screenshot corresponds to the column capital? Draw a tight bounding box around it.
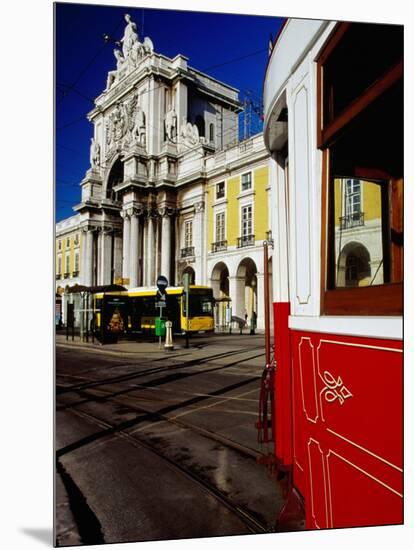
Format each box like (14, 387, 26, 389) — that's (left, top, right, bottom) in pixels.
(98, 225, 114, 235)
(194, 201, 205, 213)
(127, 205, 144, 218)
(81, 223, 98, 233)
(158, 206, 176, 217)
(145, 207, 158, 219)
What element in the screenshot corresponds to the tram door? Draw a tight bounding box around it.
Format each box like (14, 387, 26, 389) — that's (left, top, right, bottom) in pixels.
(290, 331, 403, 529)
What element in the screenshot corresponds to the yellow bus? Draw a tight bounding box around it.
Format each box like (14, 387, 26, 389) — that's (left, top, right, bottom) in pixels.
(92, 285, 214, 340)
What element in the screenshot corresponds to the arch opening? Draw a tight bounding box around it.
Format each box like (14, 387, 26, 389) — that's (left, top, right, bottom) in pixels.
(106, 158, 124, 201)
(337, 241, 372, 287)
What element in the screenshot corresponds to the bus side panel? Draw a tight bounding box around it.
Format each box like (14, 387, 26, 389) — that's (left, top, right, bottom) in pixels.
(290, 329, 402, 529)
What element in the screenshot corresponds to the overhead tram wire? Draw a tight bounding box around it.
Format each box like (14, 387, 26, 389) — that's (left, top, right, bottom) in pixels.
(57, 16, 125, 106)
(57, 112, 259, 202)
(57, 82, 96, 106)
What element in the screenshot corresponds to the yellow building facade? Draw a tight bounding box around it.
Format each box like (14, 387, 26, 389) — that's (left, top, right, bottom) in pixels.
(56, 135, 272, 331)
(56, 214, 82, 292)
(205, 133, 271, 330)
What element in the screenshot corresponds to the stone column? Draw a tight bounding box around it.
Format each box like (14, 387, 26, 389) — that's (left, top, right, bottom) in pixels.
(256, 273, 265, 331)
(160, 208, 173, 282)
(142, 216, 149, 286)
(121, 211, 130, 282)
(194, 201, 205, 284)
(209, 275, 221, 300)
(83, 228, 94, 287)
(96, 232, 102, 284)
(113, 230, 123, 283)
(129, 208, 141, 287)
(100, 228, 113, 286)
(146, 213, 155, 285)
(228, 276, 245, 319)
(154, 215, 160, 280)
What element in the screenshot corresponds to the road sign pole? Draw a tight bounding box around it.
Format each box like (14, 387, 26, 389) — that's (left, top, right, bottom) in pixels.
(158, 303, 164, 348)
(183, 273, 190, 349)
(156, 275, 169, 348)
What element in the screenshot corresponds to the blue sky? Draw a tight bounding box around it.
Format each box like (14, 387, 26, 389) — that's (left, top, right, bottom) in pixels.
(55, 2, 284, 222)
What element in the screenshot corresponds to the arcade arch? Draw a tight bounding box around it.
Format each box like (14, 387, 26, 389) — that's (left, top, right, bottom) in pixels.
(233, 257, 258, 323)
(181, 266, 196, 285)
(210, 262, 230, 330)
(337, 241, 372, 287)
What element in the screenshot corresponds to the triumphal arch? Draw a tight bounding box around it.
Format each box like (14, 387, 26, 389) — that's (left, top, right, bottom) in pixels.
(76, 13, 241, 288)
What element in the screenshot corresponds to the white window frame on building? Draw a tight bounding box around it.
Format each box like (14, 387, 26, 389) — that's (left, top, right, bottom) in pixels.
(58, 240, 62, 251)
(65, 254, 70, 278)
(57, 256, 62, 278)
(74, 251, 79, 276)
(239, 203, 254, 247)
(216, 181, 225, 200)
(241, 171, 252, 192)
(340, 178, 364, 230)
(74, 233, 79, 246)
(213, 211, 227, 252)
(66, 237, 70, 248)
(181, 219, 194, 258)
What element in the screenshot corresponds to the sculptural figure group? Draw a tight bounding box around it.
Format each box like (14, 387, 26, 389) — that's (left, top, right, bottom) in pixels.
(106, 14, 154, 91)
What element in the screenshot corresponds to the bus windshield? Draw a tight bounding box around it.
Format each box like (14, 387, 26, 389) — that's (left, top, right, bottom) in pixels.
(187, 289, 214, 317)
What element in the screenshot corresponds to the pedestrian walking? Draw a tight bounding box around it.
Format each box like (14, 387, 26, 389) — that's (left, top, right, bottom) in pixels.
(250, 310, 257, 335)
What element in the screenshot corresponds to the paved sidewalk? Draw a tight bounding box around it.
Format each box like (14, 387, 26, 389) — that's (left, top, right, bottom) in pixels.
(55, 330, 264, 357)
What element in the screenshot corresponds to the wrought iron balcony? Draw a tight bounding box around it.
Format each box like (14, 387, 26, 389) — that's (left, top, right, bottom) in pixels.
(211, 240, 228, 253)
(181, 246, 195, 258)
(72, 271, 79, 277)
(56, 274, 61, 280)
(64, 272, 70, 279)
(339, 212, 365, 230)
(237, 234, 255, 248)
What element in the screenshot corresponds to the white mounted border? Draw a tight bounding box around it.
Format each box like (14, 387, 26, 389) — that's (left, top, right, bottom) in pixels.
(289, 315, 403, 341)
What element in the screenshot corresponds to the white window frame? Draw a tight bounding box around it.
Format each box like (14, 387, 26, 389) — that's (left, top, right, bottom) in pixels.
(57, 256, 62, 275)
(241, 171, 252, 192)
(215, 211, 226, 244)
(240, 203, 253, 238)
(74, 251, 79, 273)
(340, 178, 364, 216)
(184, 219, 193, 249)
(65, 254, 70, 275)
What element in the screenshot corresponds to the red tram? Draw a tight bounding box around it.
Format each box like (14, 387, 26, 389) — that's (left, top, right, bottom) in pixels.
(261, 19, 403, 529)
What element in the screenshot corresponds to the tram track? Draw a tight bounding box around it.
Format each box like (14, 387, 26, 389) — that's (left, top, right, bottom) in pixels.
(56, 342, 274, 540)
(61, 406, 270, 535)
(56, 350, 264, 413)
(58, 380, 262, 458)
(56, 345, 264, 396)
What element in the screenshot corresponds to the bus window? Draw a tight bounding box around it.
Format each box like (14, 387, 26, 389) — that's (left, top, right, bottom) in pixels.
(185, 290, 214, 317)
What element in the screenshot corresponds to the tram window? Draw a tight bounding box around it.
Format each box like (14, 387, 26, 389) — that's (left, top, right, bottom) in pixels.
(318, 22, 403, 315)
(331, 178, 393, 288)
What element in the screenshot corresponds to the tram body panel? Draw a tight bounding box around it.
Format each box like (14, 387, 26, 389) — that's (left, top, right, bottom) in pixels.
(265, 19, 403, 530)
(290, 329, 402, 528)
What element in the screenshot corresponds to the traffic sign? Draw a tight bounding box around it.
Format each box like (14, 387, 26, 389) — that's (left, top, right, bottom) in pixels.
(156, 275, 168, 295)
